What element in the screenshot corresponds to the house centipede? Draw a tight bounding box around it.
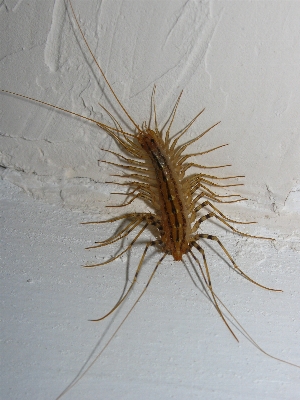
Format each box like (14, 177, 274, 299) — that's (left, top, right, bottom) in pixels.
(1, 1, 299, 398)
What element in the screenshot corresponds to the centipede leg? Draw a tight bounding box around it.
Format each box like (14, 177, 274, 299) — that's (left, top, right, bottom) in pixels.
(190, 243, 238, 341)
(194, 199, 256, 225)
(91, 240, 161, 321)
(194, 233, 282, 292)
(194, 211, 271, 240)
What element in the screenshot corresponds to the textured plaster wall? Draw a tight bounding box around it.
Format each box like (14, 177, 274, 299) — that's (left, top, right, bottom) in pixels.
(1, 1, 300, 399)
(1, 0, 299, 218)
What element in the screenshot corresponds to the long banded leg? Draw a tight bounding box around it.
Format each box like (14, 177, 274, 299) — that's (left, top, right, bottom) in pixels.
(106, 180, 158, 190)
(111, 189, 146, 197)
(91, 240, 162, 321)
(189, 181, 247, 202)
(85, 214, 162, 266)
(194, 212, 272, 240)
(193, 199, 256, 224)
(111, 173, 156, 182)
(172, 121, 220, 156)
(86, 218, 144, 249)
(100, 148, 146, 166)
(178, 143, 229, 163)
(85, 222, 149, 267)
(164, 90, 183, 144)
(189, 243, 238, 341)
(111, 183, 158, 204)
(83, 213, 153, 248)
(195, 234, 282, 292)
(200, 178, 243, 188)
(101, 160, 149, 174)
(182, 162, 232, 172)
(107, 192, 141, 208)
(81, 212, 149, 225)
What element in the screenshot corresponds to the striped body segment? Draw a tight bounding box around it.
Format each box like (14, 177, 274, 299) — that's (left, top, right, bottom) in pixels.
(138, 129, 191, 261)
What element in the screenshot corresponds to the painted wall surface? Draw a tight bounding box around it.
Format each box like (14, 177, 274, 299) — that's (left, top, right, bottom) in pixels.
(1, 0, 299, 217)
(1, 1, 300, 399)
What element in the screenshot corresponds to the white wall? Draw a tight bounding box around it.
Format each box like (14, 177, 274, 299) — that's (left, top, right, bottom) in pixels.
(1, 0, 299, 218)
(1, 1, 300, 399)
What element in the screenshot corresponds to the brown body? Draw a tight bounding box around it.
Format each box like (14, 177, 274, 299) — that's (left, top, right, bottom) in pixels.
(138, 129, 191, 260)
